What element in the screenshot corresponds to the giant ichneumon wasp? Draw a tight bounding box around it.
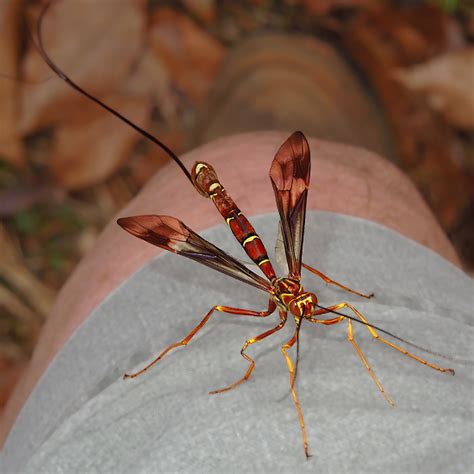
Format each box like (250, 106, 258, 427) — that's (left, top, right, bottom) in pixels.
(29, 1, 454, 457)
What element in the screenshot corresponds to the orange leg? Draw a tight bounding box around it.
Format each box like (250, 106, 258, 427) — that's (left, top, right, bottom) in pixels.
(124, 300, 276, 379)
(210, 311, 288, 394)
(281, 318, 311, 459)
(309, 303, 454, 405)
(302, 263, 374, 299)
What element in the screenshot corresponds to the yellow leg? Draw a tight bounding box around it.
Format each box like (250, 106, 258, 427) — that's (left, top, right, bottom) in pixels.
(124, 300, 276, 379)
(348, 318, 395, 406)
(309, 302, 454, 405)
(210, 311, 288, 394)
(281, 319, 311, 459)
(302, 263, 374, 299)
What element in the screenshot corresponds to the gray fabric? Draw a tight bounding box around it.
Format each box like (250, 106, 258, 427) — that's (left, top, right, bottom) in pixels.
(1, 212, 473, 473)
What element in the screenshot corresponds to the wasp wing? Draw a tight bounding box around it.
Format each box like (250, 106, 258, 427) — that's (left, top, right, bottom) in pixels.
(118, 215, 273, 294)
(269, 131, 311, 280)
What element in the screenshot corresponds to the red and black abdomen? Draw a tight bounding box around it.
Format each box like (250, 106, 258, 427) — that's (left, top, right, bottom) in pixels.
(192, 161, 276, 281)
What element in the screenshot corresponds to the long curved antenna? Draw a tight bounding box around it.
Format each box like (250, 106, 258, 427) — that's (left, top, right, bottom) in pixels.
(315, 303, 464, 364)
(28, 0, 193, 184)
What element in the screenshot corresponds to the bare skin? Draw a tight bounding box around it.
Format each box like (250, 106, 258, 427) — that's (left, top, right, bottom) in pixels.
(0, 131, 461, 446)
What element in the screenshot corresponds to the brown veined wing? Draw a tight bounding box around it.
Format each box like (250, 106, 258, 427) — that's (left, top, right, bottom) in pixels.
(269, 132, 311, 280)
(118, 215, 273, 294)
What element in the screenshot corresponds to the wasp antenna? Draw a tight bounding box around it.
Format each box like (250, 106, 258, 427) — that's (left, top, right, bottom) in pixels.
(293, 318, 303, 389)
(28, 0, 193, 184)
(314, 304, 461, 364)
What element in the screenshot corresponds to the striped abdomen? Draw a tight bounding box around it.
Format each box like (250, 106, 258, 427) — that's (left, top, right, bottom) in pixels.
(192, 162, 276, 281)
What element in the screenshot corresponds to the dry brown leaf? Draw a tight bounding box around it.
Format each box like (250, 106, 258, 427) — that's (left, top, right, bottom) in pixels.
(182, 0, 216, 24)
(51, 95, 151, 190)
(125, 49, 177, 123)
(298, 0, 374, 15)
(396, 48, 474, 131)
(343, 4, 469, 229)
(128, 128, 185, 186)
(19, 0, 146, 134)
(149, 7, 226, 105)
(0, 0, 25, 165)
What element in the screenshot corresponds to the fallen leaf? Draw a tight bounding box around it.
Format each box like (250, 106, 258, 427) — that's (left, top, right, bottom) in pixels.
(149, 7, 226, 105)
(0, 0, 25, 165)
(342, 4, 469, 229)
(182, 0, 216, 24)
(395, 47, 474, 131)
(51, 94, 151, 190)
(19, 0, 146, 134)
(299, 0, 374, 16)
(128, 128, 185, 186)
(125, 49, 178, 123)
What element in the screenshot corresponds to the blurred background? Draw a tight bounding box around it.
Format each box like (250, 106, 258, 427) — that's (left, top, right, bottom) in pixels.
(0, 0, 472, 416)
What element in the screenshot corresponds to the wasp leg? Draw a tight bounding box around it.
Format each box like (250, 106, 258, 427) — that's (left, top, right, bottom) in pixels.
(210, 311, 288, 394)
(310, 303, 454, 406)
(281, 318, 311, 459)
(124, 300, 277, 379)
(302, 263, 374, 299)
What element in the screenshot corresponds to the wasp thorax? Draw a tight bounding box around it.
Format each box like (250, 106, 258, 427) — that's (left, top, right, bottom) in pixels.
(192, 162, 221, 197)
(274, 277, 301, 297)
(273, 278, 315, 315)
(289, 292, 318, 318)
